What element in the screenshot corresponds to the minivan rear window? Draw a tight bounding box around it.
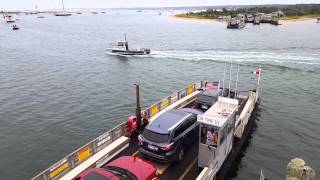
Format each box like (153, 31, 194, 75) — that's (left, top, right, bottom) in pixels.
(142, 129, 169, 143)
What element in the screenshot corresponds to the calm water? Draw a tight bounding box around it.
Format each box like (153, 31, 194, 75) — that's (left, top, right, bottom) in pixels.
(0, 9, 320, 180)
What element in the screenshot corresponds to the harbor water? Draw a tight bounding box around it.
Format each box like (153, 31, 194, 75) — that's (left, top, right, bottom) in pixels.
(0, 9, 320, 180)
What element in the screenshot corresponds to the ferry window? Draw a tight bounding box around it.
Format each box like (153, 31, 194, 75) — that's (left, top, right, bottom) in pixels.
(200, 125, 218, 147)
(220, 126, 226, 144)
(200, 125, 207, 144)
(220, 115, 235, 144)
(226, 120, 234, 134)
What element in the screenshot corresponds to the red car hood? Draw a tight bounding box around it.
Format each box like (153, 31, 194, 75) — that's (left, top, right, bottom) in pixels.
(105, 156, 156, 180)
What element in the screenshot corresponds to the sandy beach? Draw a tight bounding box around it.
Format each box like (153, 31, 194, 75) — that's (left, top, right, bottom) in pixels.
(279, 16, 319, 24)
(169, 15, 226, 24)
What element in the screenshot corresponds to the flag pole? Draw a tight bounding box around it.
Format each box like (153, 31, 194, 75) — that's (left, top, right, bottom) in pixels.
(235, 64, 240, 98)
(256, 66, 261, 101)
(222, 61, 226, 101)
(228, 60, 232, 99)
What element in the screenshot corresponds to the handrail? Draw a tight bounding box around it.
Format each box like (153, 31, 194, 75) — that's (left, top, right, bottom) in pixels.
(31, 122, 127, 180)
(142, 82, 202, 119)
(31, 81, 204, 180)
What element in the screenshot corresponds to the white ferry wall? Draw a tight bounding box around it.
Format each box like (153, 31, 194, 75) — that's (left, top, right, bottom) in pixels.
(197, 97, 238, 179)
(196, 90, 259, 180)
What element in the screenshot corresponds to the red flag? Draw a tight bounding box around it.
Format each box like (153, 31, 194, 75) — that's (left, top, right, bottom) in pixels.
(252, 68, 261, 76)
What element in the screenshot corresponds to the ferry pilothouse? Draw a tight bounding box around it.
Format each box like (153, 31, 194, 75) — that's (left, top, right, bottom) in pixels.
(32, 64, 262, 180)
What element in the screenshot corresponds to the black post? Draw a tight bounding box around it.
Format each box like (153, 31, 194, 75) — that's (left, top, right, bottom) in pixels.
(134, 83, 142, 131)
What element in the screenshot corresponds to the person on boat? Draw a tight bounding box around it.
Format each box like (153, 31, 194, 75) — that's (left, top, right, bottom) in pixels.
(206, 127, 218, 147)
(125, 41, 129, 50)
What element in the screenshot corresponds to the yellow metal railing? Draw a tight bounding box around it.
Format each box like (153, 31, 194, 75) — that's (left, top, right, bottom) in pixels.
(31, 82, 203, 180)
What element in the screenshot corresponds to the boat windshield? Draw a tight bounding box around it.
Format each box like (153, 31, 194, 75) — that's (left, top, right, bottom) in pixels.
(103, 166, 137, 180)
(117, 41, 126, 46)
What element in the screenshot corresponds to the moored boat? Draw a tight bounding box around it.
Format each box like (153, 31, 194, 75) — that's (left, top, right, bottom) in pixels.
(253, 15, 261, 25)
(54, 0, 72, 16)
(246, 14, 254, 23)
(12, 24, 19, 30)
(55, 13, 71, 16)
(270, 17, 281, 25)
(227, 18, 245, 29)
(5, 16, 15, 23)
(227, 14, 246, 29)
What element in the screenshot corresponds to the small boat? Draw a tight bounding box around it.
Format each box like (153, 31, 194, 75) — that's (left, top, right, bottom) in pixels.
(92, 12, 98, 14)
(101, 11, 106, 14)
(37, 16, 45, 18)
(3, 14, 12, 19)
(55, 12, 71, 16)
(253, 16, 261, 25)
(270, 18, 281, 25)
(55, 0, 72, 16)
(76, 12, 82, 14)
(108, 35, 151, 55)
(12, 24, 19, 30)
(227, 14, 246, 29)
(5, 16, 15, 23)
(246, 14, 254, 23)
(227, 18, 245, 29)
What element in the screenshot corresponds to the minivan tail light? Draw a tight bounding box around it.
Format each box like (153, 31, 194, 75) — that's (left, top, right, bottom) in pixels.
(160, 143, 174, 151)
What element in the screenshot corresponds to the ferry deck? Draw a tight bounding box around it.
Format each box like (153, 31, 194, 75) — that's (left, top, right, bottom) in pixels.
(32, 77, 260, 180)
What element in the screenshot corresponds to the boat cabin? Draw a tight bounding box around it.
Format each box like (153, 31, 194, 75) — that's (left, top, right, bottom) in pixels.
(115, 40, 129, 50)
(197, 97, 238, 178)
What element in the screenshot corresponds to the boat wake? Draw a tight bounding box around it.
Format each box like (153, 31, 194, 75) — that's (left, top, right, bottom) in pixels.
(149, 50, 320, 67)
(107, 49, 320, 71)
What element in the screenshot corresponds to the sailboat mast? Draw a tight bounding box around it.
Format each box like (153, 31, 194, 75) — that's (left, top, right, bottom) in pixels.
(61, 0, 65, 11)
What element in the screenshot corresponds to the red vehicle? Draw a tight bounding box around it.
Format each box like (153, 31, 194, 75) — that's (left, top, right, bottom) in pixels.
(75, 156, 158, 180)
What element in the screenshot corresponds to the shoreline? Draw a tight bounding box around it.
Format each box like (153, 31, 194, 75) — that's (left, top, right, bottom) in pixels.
(169, 15, 226, 23)
(172, 14, 319, 24)
(279, 15, 320, 24)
